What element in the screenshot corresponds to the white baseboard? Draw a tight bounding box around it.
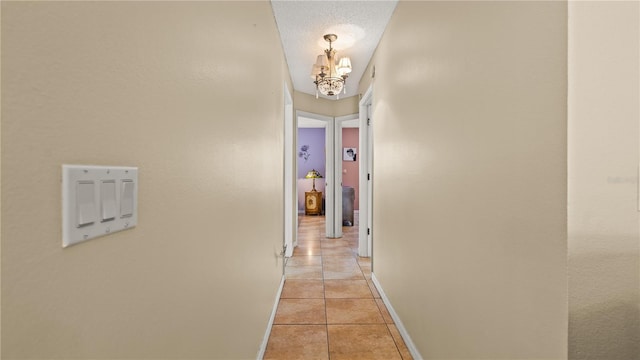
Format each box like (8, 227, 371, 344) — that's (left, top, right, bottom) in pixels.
(371, 273, 423, 360)
(256, 275, 285, 360)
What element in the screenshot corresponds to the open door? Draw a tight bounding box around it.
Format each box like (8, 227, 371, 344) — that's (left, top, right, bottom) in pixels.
(359, 86, 373, 257)
(283, 83, 294, 260)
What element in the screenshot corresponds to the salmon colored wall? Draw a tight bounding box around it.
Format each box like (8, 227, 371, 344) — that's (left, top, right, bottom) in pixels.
(342, 128, 359, 210)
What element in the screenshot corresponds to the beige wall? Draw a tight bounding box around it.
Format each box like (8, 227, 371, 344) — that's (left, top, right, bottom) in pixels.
(0, 3, 3, 356)
(332, 95, 359, 118)
(568, 2, 640, 359)
(1, 2, 287, 358)
(294, 90, 358, 117)
(363, 1, 568, 358)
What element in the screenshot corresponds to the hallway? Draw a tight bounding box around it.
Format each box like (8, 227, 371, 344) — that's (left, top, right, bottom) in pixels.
(264, 214, 412, 359)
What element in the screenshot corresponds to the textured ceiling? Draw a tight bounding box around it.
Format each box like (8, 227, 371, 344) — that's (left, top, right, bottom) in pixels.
(271, 0, 398, 100)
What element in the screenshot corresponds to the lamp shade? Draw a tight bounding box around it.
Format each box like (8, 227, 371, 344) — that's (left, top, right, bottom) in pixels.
(315, 54, 329, 68)
(337, 57, 352, 76)
(310, 64, 323, 79)
(305, 169, 323, 179)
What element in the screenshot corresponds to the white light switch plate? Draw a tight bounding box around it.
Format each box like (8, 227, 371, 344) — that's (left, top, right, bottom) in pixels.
(62, 165, 138, 248)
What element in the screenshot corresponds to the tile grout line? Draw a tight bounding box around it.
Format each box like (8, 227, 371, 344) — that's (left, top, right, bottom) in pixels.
(385, 323, 408, 360)
(277, 214, 379, 359)
(322, 234, 331, 360)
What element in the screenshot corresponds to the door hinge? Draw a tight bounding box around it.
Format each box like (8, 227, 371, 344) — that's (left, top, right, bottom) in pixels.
(367, 118, 371, 126)
(367, 173, 371, 181)
(367, 228, 370, 235)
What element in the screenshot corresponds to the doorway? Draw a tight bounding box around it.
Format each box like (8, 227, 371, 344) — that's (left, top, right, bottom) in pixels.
(285, 91, 373, 258)
(335, 114, 360, 242)
(296, 111, 335, 238)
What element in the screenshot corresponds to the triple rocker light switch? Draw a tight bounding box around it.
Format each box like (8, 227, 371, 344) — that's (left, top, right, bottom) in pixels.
(63, 165, 138, 248)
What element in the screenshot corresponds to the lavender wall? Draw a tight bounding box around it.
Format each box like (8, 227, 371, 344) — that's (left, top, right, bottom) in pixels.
(297, 128, 326, 211)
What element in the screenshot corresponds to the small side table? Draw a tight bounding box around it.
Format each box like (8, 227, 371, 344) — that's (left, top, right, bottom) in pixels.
(305, 191, 322, 215)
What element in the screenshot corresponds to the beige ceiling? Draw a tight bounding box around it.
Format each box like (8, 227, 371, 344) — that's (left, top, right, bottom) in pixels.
(271, 0, 398, 100)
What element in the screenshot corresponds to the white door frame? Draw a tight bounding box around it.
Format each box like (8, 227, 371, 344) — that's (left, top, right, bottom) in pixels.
(283, 83, 294, 258)
(297, 111, 337, 238)
(334, 114, 360, 240)
(359, 86, 373, 257)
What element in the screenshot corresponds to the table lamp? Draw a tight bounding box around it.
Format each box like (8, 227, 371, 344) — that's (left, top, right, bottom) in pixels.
(305, 169, 323, 192)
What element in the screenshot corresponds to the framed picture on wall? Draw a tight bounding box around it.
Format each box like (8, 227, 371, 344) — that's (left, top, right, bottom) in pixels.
(343, 147, 357, 161)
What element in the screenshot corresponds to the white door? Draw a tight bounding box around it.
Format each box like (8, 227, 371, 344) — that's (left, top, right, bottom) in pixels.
(366, 103, 373, 257)
(358, 86, 373, 257)
(283, 83, 294, 260)
(324, 116, 336, 238)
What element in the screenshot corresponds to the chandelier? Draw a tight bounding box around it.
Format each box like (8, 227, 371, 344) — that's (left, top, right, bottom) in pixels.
(311, 34, 352, 99)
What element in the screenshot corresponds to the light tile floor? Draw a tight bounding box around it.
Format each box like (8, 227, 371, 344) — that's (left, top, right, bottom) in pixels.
(264, 213, 413, 360)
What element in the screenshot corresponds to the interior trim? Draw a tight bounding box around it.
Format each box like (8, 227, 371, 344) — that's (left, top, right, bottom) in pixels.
(256, 276, 286, 360)
(371, 273, 424, 360)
